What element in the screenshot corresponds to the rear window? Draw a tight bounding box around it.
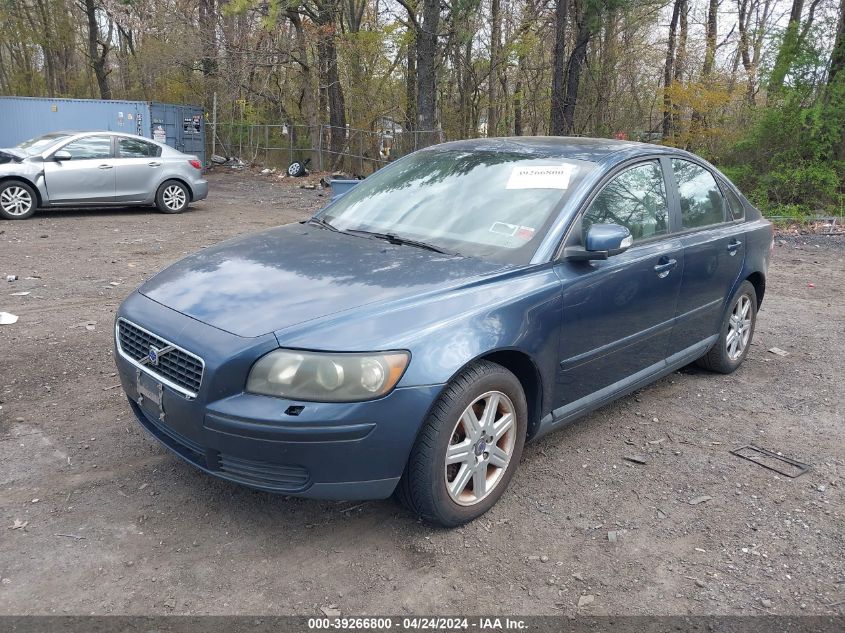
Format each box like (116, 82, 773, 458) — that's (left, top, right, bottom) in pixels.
(722, 184, 745, 221)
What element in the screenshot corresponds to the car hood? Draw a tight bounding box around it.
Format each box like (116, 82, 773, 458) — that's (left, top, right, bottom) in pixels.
(0, 148, 25, 163)
(139, 223, 507, 338)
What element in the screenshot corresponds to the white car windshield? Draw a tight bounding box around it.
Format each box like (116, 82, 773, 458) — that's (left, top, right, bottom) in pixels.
(16, 133, 73, 156)
(321, 149, 595, 263)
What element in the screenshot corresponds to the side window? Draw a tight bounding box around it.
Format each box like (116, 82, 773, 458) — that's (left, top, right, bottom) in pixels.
(722, 184, 745, 221)
(118, 138, 161, 158)
(582, 161, 668, 243)
(672, 159, 726, 229)
(61, 136, 112, 160)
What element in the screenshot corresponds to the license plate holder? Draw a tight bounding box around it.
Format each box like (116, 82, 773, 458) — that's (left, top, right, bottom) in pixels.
(136, 370, 165, 421)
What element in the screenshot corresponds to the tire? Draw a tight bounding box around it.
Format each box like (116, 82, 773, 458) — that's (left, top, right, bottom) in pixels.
(0, 180, 37, 220)
(287, 161, 305, 177)
(155, 180, 190, 214)
(396, 360, 528, 527)
(695, 280, 758, 374)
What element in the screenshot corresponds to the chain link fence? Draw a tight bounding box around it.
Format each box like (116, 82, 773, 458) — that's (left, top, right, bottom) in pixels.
(208, 123, 444, 175)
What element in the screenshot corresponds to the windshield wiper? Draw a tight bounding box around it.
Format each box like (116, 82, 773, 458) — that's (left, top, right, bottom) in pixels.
(344, 229, 457, 256)
(305, 216, 341, 233)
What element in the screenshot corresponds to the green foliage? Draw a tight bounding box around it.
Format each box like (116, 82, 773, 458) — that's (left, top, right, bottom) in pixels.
(723, 27, 845, 217)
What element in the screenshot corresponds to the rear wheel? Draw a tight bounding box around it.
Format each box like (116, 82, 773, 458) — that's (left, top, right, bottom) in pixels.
(155, 180, 190, 214)
(0, 180, 37, 220)
(696, 280, 757, 374)
(396, 361, 527, 527)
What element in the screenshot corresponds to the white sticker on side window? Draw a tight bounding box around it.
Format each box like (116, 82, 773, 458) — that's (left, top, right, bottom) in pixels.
(505, 164, 576, 190)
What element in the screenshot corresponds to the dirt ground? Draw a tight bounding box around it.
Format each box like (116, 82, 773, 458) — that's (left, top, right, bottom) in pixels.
(0, 170, 843, 616)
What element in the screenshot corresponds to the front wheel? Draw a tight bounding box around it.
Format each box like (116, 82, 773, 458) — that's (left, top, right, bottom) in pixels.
(0, 180, 37, 220)
(696, 280, 758, 374)
(396, 361, 527, 527)
(155, 180, 190, 214)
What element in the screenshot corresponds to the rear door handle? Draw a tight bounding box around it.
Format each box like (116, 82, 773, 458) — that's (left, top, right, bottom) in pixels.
(148, 161, 161, 167)
(98, 164, 113, 170)
(654, 258, 678, 278)
(727, 239, 742, 255)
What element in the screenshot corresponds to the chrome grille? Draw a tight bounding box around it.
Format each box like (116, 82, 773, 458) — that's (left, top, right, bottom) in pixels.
(117, 319, 204, 396)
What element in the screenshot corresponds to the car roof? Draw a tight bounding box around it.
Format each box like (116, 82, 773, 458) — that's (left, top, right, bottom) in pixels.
(45, 130, 160, 141)
(424, 136, 691, 166)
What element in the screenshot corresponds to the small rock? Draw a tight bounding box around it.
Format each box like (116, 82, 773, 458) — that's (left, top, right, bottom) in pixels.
(623, 455, 647, 465)
(656, 510, 667, 519)
(577, 594, 595, 608)
(761, 598, 774, 609)
(572, 572, 584, 582)
(607, 530, 618, 543)
(652, 417, 659, 423)
(688, 495, 712, 505)
(768, 347, 789, 357)
(321, 606, 341, 617)
(695, 579, 706, 588)
(817, 485, 826, 493)
(540, 555, 549, 563)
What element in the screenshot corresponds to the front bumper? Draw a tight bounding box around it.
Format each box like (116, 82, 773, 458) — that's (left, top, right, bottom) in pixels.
(115, 293, 442, 499)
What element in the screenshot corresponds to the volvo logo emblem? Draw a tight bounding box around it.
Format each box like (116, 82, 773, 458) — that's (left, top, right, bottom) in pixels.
(148, 346, 160, 366)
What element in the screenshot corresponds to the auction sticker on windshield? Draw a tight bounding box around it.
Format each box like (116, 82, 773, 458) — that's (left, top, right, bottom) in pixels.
(505, 163, 576, 190)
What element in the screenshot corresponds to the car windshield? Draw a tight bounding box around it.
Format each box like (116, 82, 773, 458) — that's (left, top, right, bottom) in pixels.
(320, 149, 595, 264)
(15, 133, 72, 156)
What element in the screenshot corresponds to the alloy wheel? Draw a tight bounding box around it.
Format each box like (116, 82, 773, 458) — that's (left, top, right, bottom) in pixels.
(444, 390, 516, 506)
(162, 185, 187, 211)
(0, 186, 33, 216)
(726, 294, 753, 361)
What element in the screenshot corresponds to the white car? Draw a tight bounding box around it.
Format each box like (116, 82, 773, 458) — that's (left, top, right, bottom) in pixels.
(0, 131, 209, 220)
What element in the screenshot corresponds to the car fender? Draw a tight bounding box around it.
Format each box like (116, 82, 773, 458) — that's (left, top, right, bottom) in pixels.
(0, 161, 48, 206)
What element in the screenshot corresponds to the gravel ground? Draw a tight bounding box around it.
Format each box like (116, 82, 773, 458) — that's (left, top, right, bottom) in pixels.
(0, 171, 843, 616)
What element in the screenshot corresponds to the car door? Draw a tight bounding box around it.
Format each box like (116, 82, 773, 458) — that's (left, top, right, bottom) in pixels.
(667, 159, 746, 354)
(43, 135, 116, 204)
(553, 159, 684, 409)
(114, 137, 164, 202)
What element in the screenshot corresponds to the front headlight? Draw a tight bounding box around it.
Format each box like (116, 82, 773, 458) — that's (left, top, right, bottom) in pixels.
(246, 349, 410, 402)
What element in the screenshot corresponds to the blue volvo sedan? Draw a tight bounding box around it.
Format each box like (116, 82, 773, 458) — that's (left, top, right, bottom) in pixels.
(114, 137, 772, 526)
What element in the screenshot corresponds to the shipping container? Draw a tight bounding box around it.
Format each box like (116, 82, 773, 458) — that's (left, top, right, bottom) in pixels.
(0, 97, 206, 164)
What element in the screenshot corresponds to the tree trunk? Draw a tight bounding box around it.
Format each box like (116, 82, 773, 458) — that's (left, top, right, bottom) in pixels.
(826, 0, 845, 158)
(690, 0, 717, 135)
(662, 0, 682, 140)
(289, 10, 319, 164)
(83, 0, 111, 99)
(549, 0, 570, 135)
(702, 0, 718, 77)
(198, 0, 217, 77)
(487, 0, 501, 136)
(768, 0, 804, 97)
(416, 0, 440, 140)
(562, 2, 592, 135)
(405, 31, 417, 132)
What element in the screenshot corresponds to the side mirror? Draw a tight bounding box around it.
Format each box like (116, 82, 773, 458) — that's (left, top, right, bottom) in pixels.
(53, 150, 72, 161)
(565, 223, 633, 261)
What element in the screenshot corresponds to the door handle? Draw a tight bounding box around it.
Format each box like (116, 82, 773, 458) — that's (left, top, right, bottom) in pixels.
(654, 258, 678, 278)
(98, 164, 113, 170)
(727, 239, 742, 255)
(148, 161, 161, 167)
